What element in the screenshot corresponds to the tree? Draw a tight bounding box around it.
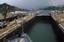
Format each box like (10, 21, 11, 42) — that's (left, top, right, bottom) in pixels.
(2, 6, 9, 21)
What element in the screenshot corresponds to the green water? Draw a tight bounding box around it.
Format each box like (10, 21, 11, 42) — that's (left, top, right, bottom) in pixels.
(27, 19, 57, 42)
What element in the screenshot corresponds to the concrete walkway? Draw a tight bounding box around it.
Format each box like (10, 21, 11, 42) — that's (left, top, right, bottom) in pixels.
(51, 13, 64, 32)
(0, 15, 36, 39)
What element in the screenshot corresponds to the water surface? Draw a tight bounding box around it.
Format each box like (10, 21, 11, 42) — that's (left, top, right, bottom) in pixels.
(26, 17, 57, 42)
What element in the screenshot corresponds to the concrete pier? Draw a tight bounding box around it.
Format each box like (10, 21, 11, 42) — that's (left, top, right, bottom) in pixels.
(0, 15, 36, 40)
(51, 13, 64, 32)
(51, 13, 64, 42)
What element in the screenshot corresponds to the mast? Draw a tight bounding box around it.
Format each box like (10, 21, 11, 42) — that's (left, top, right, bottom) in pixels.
(22, 17, 24, 34)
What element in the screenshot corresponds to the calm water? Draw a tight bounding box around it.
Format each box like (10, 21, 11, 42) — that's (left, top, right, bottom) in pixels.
(26, 17, 58, 42)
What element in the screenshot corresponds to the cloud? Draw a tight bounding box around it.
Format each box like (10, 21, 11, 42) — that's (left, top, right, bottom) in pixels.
(49, 0, 64, 6)
(5, 0, 50, 9)
(0, 0, 6, 4)
(0, 0, 64, 9)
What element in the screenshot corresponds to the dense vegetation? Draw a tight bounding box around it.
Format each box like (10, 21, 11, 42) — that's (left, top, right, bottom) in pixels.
(0, 3, 30, 13)
(39, 6, 64, 10)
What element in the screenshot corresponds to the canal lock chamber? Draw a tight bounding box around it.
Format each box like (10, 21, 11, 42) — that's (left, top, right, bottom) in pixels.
(1, 16, 64, 42)
(24, 16, 61, 42)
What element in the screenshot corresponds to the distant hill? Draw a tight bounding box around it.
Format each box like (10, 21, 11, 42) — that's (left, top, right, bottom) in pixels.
(43, 6, 59, 10)
(0, 3, 30, 13)
(40, 6, 64, 10)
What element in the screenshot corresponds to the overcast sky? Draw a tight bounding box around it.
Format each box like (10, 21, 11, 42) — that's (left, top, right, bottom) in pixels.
(0, 0, 64, 9)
